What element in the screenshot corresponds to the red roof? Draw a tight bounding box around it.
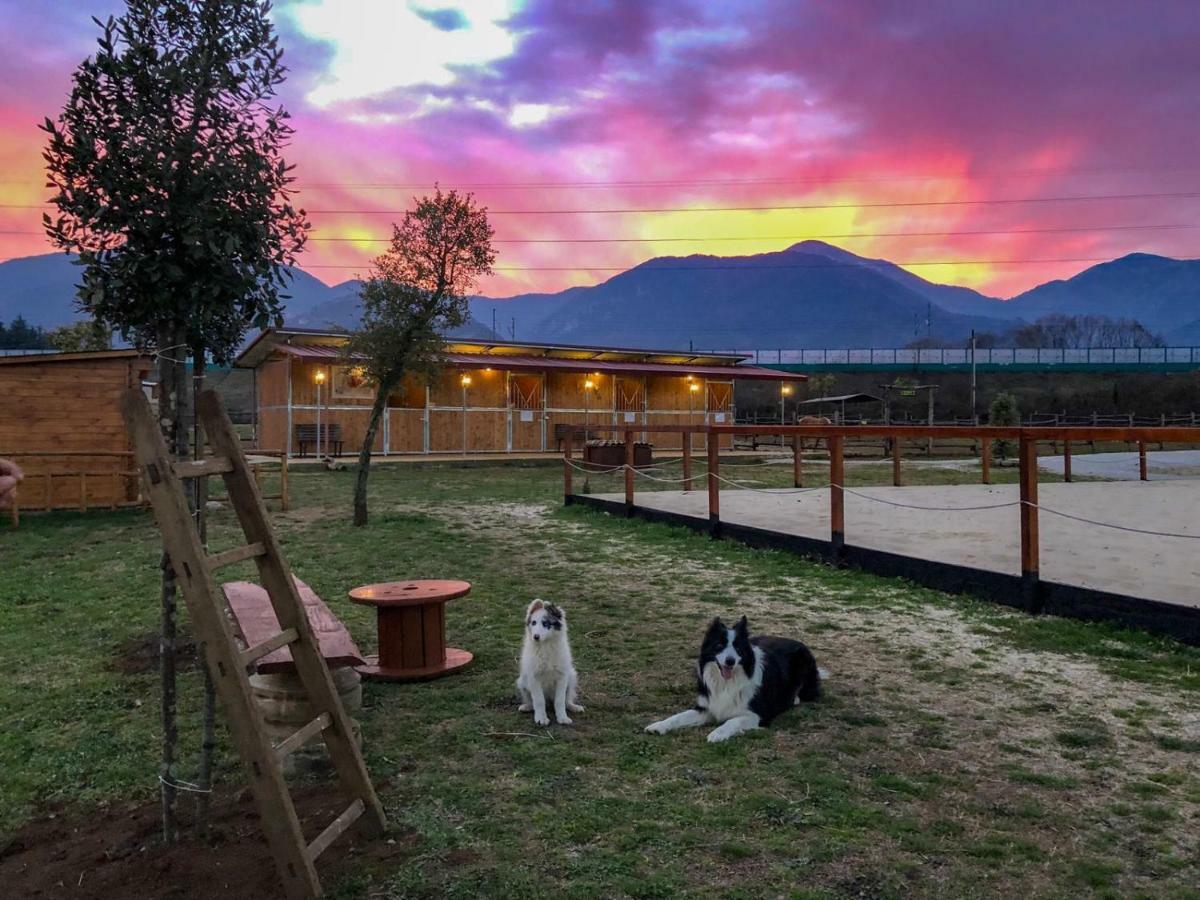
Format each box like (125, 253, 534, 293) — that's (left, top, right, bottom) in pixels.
(272, 343, 798, 380)
(442, 352, 799, 381)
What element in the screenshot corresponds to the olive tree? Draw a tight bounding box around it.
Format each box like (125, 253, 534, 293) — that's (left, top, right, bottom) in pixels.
(41, 0, 308, 841)
(346, 189, 495, 526)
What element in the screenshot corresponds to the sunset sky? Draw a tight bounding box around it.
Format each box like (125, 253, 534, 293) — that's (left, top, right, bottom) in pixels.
(1, 0, 1198, 298)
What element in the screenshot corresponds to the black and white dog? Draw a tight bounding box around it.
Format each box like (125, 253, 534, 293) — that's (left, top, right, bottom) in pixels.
(645, 616, 823, 743)
(516, 599, 584, 726)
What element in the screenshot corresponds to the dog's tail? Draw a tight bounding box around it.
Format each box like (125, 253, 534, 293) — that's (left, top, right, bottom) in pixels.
(794, 649, 823, 702)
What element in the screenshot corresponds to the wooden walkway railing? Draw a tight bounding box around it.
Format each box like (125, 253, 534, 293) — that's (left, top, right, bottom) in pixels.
(562, 423, 1200, 612)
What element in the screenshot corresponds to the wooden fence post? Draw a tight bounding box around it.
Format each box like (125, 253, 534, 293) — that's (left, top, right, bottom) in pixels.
(829, 434, 845, 563)
(980, 438, 991, 485)
(682, 432, 693, 492)
(624, 429, 635, 513)
(892, 436, 902, 487)
(1018, 435, 1041, 613)
(707, 432, 720, 535)
(280, 454, 290, 512)
(1138, 440, 1148, 481)
(1063, 438, 1072, 483)
(563, 429, 574, 504)
(793, 434, 803, 487)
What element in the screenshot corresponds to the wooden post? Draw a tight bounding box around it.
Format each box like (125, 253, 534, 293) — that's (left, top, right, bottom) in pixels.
(8, 490, 17, 529)
(563, 428, 574, 504)
(682, 432, 693, 492)
(1138, 440, 1148, 481)
(80, 472, 88, 512)
(1018, 436, 1040, 612)
(44, 472, 52, 511)
(280, 454, 290, 512)
(792, 435, 803, 487)
(1063, 439, 1072, 483)
(891, 436, 902, 486)
(707, 433, 720, 535)
(624, 429, 635, 512)
(829, 434, 845, 563)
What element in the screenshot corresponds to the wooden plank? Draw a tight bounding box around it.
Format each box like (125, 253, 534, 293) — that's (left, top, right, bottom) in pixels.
(400, 607, 424, 668)
(121, 389, 324, 900)
(1063, 439, 1072, 482)
(306, 799, 366, 863)
(981, 438, 991, 484)
(422, 603, 444, 667)
(830, 435, 845, 560)
(222, 579, 365, 674)
(241, 628, 300, 668)
(682, 432, 693, 491)
(1139, 440, 1148, 481)
(792, 435, 803, 488)
(208, 542, 267, 570)
(197, 389, 387, 841)
(1018, 436, 1040, 611)
(891, 437, 902, 487)
(175, 457, 233, 478)
(274, 713, 331, 762)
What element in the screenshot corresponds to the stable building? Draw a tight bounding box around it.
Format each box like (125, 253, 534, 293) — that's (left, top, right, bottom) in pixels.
(0, 349, 154, 510)
(235, 328, 801, 457)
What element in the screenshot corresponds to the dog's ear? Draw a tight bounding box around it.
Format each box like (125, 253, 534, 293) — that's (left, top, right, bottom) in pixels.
(735, 615, 749, 633)
(544, 603, 564, 621)
(706, 616, 725, 635)
(527, 599, 544, 616)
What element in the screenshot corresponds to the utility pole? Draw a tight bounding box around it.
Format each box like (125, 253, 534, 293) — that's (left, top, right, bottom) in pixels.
(510, 317, 515, 341)
(492, 307, 497, 337)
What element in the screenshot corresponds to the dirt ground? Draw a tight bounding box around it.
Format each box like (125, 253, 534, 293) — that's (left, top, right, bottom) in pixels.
(0, 783, 409, 899)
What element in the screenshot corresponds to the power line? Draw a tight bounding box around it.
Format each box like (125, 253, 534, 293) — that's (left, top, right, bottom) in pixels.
(2, 223, 1196, 244)
(5, 189, 1200, 215)
(299, 256, 1172, 271)
(4, 163, 1197, 190)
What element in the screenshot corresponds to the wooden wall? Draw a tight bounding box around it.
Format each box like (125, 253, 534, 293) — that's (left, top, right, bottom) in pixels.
(0, 354, 152, 509)
(254, 355, 745, 455)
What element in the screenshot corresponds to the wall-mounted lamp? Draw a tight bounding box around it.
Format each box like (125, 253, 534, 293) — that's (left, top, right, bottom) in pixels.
(460, 373, 472, 387)
(781, 384, 793, 396)
(689, 382, 701, 393)
(584, 378, 595, 391)
(314, 369, 327, 386)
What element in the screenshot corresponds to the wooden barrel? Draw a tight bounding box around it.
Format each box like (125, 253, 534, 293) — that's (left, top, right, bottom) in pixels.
(250, 666, 362, 775)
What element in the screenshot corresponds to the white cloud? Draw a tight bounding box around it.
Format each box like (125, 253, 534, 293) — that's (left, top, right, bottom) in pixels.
(507, 102, 561, 127)
(283, 0, 521, 108)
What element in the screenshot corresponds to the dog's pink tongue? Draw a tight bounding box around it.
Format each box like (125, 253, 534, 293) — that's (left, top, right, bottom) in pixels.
(720, 664, 734, 680)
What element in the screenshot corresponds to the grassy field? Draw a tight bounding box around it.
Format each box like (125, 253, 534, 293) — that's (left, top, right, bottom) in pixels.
(1, 460, 1198, 898)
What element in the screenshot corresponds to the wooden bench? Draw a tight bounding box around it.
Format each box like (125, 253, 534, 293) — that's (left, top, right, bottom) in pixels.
(223, 577, 364, 673)
(295, 423, 344, 457)
(553, 423, 602, 450)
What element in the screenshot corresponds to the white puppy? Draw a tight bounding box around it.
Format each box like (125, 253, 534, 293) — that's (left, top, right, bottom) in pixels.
(516, 599, 583, 726)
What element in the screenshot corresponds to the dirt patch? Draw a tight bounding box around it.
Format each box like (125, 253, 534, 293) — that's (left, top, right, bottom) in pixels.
(0, 784, 412, 899)
(108, 632, 199, 676)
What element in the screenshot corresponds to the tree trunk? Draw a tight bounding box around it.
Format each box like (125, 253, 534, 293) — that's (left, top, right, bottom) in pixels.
(191, 346, 216, 837)
(352, 385, 391, 526)
(155, 324, 188, 844)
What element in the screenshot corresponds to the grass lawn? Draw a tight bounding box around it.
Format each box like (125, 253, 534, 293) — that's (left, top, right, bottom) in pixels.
(1, 459, 1198, 898)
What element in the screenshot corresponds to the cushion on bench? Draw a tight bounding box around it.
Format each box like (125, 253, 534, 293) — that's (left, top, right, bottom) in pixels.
(222, 576, 364, 673)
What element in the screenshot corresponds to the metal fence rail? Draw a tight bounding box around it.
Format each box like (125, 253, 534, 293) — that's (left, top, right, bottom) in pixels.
(706, 346, 1200, 368)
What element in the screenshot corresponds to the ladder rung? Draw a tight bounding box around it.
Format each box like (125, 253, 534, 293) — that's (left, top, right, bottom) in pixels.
(240, 627, 299, 668)
(307, 798, 366, 862)
(174, 457, 234, 478)
(207, 541, 267, 570)
(274, 712, 332, 762)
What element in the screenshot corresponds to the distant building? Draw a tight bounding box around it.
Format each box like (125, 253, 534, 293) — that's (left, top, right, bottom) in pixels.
(235, 328, 801, 456)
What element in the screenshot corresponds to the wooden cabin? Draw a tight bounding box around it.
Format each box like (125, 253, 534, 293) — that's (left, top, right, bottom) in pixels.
(0, 349, 154, 510)
(236, 329, 802, 457)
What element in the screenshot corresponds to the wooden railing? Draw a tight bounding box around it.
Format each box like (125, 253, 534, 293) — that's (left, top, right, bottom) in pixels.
(562, 423, 1200, 611)
(3, 451, 144, 528)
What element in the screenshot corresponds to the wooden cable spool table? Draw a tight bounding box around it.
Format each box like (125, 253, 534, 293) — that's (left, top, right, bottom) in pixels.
(348, 579, 473, 682)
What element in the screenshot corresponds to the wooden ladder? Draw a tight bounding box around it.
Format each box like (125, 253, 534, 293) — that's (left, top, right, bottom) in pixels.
(121, 387, 386, 899)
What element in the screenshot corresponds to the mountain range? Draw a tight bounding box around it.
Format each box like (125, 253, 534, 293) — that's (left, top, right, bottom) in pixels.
(3, 242, 1199, 350)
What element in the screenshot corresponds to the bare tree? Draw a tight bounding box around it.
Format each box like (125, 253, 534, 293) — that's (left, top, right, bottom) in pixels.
(1013, 314, 1164, 349)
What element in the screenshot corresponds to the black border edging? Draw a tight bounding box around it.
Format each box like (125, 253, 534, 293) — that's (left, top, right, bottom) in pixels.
(569, 494, 1200, 647)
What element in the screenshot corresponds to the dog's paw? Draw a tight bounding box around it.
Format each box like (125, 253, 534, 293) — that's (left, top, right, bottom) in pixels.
(534, 712, 551, 726)
(567, 703, 585, 713)
(518, 703, 532, 712)
(556, 715, 573, 726)
(706, 727, 734, 743)
(644, 720, 668, 735)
